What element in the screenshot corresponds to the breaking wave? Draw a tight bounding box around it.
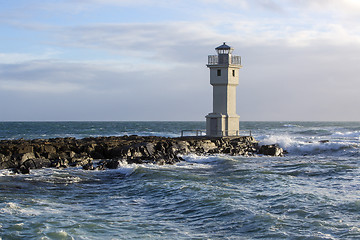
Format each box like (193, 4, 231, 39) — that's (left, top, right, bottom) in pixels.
(259, 134, 359, 155)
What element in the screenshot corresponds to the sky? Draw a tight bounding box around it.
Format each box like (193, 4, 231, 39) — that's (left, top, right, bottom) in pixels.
(0, 0, 360, 121)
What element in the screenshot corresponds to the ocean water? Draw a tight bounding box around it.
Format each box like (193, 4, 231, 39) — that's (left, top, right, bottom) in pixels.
(0, 121, 359, 239)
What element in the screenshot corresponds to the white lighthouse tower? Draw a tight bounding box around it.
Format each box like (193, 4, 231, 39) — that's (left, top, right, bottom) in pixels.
(206, 42, 242, 137)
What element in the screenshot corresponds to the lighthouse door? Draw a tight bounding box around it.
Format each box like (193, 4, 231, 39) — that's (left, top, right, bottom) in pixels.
(210, 118, 218, 136)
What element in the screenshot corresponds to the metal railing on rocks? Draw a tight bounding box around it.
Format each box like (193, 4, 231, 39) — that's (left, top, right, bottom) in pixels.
(209, 130, 252, 137)
(180, 130, 252, 137)
(180, 130, 206, 137)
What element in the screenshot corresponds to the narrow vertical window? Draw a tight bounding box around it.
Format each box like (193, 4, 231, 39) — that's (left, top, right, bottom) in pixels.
(217, 69, 221, 76)
(232, 70, 235, 77)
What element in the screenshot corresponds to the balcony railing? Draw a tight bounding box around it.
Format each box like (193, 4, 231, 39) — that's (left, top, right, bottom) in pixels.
(208, 55, 241, 65)
(231, 55, 241, 65)
(208, 55, 218, 65)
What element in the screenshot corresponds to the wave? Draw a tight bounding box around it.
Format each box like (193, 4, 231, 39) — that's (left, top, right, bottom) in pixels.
(283, 124, 302, 128)
(0, 169, 15, 177)
(260, 135, 358, 155)
(104, 161, 139, 176)
(0, 202, 45, 216)
(331, 130, 360, 139)
(295, 129, 332, 136)
(180, 154, 222, 164)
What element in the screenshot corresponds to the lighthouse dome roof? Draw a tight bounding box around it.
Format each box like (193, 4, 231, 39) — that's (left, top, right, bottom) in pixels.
(215, 42, 233, 50)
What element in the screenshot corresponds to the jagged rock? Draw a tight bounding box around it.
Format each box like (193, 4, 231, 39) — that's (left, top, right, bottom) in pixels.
(18, 165, 30, 174)
(17, 145, 34, 154)
(69, 157, 92, 167)
(82, 162, 94, 170)
(19, 152, 36, 163)
(200, 140, 217, 152)
(43, 145, 57, 154)
(105, 159, 119, 169)
(22, 158, 52, 169)
(0, 135, 285, 173)
(258, 144, 284, 157)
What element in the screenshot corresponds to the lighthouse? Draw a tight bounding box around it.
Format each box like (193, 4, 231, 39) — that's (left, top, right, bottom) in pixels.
(205, 43, 242, 137)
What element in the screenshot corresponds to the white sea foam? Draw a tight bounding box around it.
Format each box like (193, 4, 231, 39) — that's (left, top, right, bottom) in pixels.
(108, 160, 176, 175)
(331, 130, 360, 139)
(283, 124, 302, 128)
(114, 161, 138, 176)
(260, 134, 355, 155)
(260, 135, 296, 149)
(22, 168, 84, 184)
(313, 232, 337, 240)
(1, 202, 20, 213)
(180, 153, 221, 163)
(13, 223, 24, 230)
(0, 169, 14, 176)
(172, 154, 225, 170)
(46, 230, 74, 240)
(0, 202, 42, 216)
(113, 157, 214, 172)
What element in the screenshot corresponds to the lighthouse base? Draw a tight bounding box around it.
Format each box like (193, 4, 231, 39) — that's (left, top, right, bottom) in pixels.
(205, 113, 240, 137)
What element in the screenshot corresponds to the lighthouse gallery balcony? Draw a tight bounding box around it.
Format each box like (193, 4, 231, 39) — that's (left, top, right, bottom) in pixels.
(208, 55, 242, 65)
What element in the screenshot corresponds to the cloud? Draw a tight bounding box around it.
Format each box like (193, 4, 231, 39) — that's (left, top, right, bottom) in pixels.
(3, 0, 360, 52)
(2, 33, 360, 121)
(0, 56, 208, 96)
(253, 0, 285, 12)
(292, 0, 360, 15)
(52, 22, 219, 64)
(0, 57, 210, 120)
(42, 18, 360, 68)
(237, 40, 360, 120)
(0, 80, 81, 93)
(0, 51, 60, 64)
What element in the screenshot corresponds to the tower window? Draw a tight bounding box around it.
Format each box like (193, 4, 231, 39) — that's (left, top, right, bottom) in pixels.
(217, 69, 221, 76)
(232, 70, 235, 77)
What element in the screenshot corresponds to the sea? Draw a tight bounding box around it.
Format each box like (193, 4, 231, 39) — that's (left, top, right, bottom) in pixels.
(0, 121, 359, 240)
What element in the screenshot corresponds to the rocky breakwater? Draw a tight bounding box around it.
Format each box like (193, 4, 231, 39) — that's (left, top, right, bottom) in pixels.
(0, 135, 283, 174)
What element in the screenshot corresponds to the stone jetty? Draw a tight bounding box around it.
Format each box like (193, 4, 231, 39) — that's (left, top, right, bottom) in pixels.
(0, 135, 283, 174)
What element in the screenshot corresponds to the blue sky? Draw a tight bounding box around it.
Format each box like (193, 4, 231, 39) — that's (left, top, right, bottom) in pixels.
(1, 0, 360, 121)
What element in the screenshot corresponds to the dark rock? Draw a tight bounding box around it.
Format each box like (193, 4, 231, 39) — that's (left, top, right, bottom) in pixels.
(105, 159, 119, 169)
(22, 158, 52, 169)
(69, 157, 92, 167)
(43, 145, 57, 154)
(17, 145, 34, 154)
(258, 144, 284, 157)
(19, 152, 36, 163)
(0, 135, 283, 173)
(18, 165, 30, 174)
(144, 142, 156, 155)
(82, 162, 94, 170)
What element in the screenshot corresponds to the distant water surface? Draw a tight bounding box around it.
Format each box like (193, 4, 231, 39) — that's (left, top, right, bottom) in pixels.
(0, 121, 359, 239)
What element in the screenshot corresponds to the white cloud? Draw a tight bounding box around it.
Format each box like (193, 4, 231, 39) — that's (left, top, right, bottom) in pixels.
(293, 0, 360, 15)
(0, 80, 81, 93)
(0, 51, 60, 64)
